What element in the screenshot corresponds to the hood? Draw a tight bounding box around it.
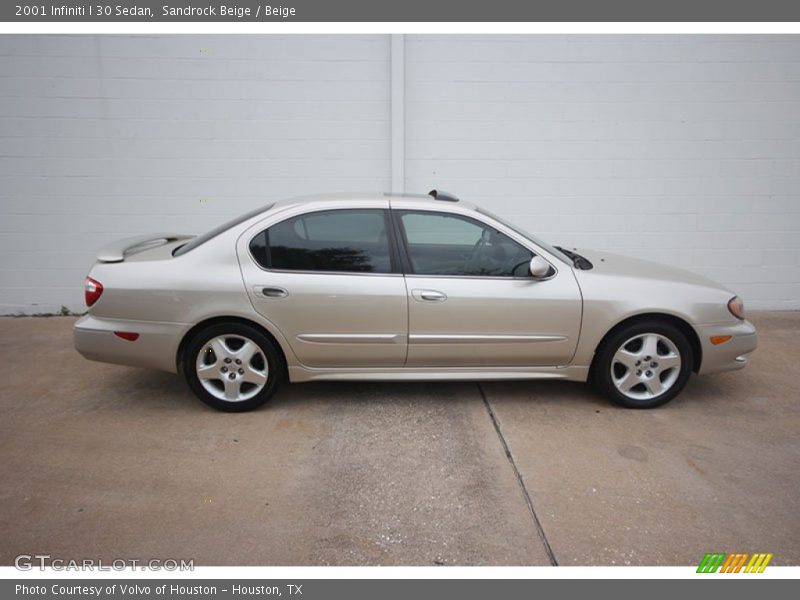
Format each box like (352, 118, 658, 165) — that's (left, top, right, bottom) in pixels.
(572, 249, 732, 292)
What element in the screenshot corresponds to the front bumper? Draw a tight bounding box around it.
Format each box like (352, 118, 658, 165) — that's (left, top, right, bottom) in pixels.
(73, 314, 187, 374)
(697, 319, 758, 375)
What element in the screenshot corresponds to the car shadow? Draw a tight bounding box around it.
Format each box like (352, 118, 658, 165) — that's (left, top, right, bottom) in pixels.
(107, 368, 611, 412)
(104, 366, 738, 415)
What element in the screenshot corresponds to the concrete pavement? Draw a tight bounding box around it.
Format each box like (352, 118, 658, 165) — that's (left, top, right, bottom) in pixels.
(0, 313, 797, 565)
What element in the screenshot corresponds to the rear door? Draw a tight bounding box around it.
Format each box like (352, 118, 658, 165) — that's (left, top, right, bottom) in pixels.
(238, 204, 408, 368)
(395, 209, 582, 367)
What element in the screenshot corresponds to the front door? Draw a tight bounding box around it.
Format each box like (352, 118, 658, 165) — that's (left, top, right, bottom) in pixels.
(239, 207, 407, 368)
(396, 210, 582, 367)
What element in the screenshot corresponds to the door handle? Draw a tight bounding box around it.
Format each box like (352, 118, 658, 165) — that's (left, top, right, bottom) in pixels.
(412, 289, 447, 303)
(259, 286, 288, 298)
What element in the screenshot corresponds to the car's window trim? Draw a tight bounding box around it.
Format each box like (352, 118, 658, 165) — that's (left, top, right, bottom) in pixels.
(248, 207, 401, 276)
(392, 208, 555, 280)
(246, 205, 557, 280)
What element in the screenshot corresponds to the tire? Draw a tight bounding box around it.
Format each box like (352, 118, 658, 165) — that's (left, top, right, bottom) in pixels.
(184, 322, 284, 412)
(593, 320, 693, 409)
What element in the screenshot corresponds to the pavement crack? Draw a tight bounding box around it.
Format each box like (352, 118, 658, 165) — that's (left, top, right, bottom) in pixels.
(478, 382, 558, 566)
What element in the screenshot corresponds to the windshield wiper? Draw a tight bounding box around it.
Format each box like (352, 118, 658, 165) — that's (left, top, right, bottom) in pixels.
(555, 246, 593, 270)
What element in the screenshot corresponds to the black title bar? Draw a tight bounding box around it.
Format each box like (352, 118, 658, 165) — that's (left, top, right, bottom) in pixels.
(4, 0, 800, 22)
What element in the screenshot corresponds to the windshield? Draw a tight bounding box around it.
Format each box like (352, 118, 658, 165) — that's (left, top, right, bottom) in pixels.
(173, 203, 275, 257)
(476, 207, 573, 265)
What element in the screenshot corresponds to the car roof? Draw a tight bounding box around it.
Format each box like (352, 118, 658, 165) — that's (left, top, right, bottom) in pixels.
(270, 191, 478, 211)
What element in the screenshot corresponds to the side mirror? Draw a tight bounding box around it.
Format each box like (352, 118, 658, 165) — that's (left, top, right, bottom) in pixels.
(529, 256, 552, 279)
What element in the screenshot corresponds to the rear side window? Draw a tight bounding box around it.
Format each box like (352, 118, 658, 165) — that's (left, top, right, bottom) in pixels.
(249, 209, 394, 274)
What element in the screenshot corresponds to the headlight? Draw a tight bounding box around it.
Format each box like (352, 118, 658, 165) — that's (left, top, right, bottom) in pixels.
(727, 296, 745, 320)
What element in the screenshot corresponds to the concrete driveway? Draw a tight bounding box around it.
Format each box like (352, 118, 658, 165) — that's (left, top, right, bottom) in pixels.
(0, 313, 798, 566)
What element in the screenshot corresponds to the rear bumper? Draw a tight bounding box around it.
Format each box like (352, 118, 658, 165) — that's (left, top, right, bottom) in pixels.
(697, 319, 758, 375)
(73, 314, 187, 374)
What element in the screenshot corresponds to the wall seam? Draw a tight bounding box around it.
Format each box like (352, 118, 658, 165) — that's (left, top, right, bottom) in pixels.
(390, 34, 405, 194)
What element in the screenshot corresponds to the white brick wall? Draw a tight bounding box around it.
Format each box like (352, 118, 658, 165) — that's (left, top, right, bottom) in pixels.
(406, 35, 800, 309)
(1, 35, 799, 312)
(0, 35, 390, 313)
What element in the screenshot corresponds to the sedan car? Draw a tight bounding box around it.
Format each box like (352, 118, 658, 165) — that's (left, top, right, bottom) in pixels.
(74, 191, 757, 411)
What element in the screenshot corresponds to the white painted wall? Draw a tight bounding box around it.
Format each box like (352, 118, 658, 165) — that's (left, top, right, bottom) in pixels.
(406, 35, 800, 309)
(1, 34, 799, 312)
(0, 35, 391, 313)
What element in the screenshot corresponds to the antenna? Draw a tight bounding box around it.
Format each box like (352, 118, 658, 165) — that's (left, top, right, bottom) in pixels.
(428, 189, 459, 202)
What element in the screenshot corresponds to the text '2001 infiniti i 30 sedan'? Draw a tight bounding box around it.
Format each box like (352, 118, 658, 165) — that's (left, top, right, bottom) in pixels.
(74, 191, 757, 411)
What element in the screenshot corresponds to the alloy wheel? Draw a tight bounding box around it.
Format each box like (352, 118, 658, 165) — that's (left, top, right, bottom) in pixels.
(610, 333, 682, 401)
(195, 334, 269, 402)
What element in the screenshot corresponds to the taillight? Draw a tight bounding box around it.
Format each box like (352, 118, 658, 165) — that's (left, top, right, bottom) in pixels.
(85, 277, 103, 307)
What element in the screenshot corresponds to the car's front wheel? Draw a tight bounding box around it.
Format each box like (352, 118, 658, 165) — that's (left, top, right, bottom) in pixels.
(184, 322, 283, 412)
(593, 320, 693, 409)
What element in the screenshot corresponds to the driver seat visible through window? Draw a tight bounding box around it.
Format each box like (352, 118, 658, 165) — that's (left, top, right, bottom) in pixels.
(398, 210, 533, 277)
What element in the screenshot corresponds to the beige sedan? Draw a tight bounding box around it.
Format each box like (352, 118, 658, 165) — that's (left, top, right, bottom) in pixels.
(74, 191, 757, 411)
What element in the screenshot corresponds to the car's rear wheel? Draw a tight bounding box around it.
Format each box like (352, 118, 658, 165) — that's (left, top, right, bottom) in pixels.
(593, 320, 693, 409)
(184, 323, 283, 412)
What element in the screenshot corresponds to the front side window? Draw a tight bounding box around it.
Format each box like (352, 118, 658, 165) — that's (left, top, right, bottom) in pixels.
(250, 209, 393, 273)
(398, 211, 533, 277)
